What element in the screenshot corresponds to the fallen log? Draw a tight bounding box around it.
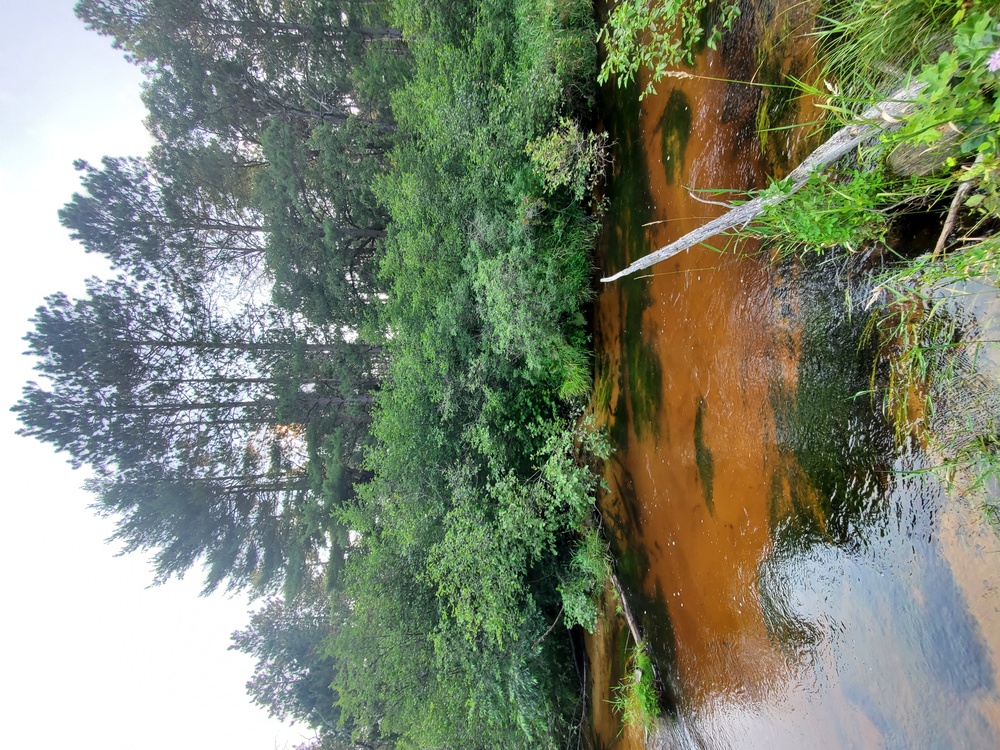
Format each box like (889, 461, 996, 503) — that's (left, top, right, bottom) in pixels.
(601, 81, 927, 283)
(610, 570, 644, 647)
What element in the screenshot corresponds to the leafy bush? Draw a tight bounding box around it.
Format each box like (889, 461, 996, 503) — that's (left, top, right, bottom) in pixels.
(334, 0, 610, 745)
(526, 117, 609, 202)
(597, 0, 740, 98)
(891, 10, 1000, 212)
(754, 168, 892, 256)
(426, 420, 610, 645)
(559, 528, 612, 631)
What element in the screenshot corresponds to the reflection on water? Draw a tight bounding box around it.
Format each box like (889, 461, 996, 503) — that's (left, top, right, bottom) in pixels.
(585, 1, 1000, 747)
(663, 455, 1000, 750)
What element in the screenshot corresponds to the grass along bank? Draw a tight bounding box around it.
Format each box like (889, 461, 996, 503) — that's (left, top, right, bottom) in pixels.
(752, 0, 1000, 497)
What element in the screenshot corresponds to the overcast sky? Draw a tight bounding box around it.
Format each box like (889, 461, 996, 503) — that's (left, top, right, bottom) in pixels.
(0, 3, 303, 748)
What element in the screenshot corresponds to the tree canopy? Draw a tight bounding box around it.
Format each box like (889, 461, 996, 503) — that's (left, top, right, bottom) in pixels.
(16, 0, 610, 745)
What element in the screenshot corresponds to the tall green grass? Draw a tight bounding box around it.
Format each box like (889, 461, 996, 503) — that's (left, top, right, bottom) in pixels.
(813, 0, 961, 106)
(610, 639, 659, 732)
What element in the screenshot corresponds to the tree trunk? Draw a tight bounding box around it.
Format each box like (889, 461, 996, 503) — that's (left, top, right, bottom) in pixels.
(116, 338, 342, 353)
(126, 394, 373, 414)
(610, 572, 643, 647)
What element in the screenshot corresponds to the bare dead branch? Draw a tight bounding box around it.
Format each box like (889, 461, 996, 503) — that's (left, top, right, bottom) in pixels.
(601, 81, 927, 283)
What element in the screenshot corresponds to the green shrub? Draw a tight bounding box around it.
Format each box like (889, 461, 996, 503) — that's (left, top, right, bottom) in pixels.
(597, 0, 740, 98)
(526, 117, 609, 202)
(559, 528, 612, 631)
(754, 168, 893, 257)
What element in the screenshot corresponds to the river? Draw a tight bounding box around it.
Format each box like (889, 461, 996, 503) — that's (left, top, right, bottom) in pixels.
(584, 2, 1000, 748)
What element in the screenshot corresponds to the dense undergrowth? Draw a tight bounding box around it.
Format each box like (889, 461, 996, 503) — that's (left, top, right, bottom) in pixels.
(341, 0, 611, 745)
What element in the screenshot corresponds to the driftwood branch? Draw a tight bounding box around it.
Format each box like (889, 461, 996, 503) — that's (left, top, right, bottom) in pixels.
(531, 606, 563, 649)
(610, 571, 643, 647)
(933, 152, 985, 259)
(933, 180, 975, 258)
(601, 81, 927, 283)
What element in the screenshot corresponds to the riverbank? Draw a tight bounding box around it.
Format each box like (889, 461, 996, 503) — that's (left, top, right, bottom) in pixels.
(586, 0, 1000, 746)
(746, 0, 1000, 500)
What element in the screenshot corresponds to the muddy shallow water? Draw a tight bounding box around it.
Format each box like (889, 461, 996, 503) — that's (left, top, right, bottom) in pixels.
(584, 3, 1000, 748)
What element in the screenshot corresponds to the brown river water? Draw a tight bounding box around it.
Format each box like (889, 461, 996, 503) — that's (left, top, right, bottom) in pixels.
(584, 2, 1000, 748)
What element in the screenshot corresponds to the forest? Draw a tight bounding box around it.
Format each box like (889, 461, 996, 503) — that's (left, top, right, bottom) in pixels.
(15, 0, 611, 748)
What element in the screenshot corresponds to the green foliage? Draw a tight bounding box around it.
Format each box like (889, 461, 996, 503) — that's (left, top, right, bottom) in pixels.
(329, 524, 580, 749)
(421, 420, 609, 645)
(610, 640, 659, 731)
(469, 213, 597, 398)
(526, 117, 609, 202)
(892, 10, 1000, 211)
(755, 168, 893, 256)
(333, 0, 607, 745)
(597, 0, 741, 99)
(426, 469, 533, 645)
(813, 0, 966, 107)
(559, 528, 612, 631)
(231, 581, 359, 742)
(258, 118, 387, 327)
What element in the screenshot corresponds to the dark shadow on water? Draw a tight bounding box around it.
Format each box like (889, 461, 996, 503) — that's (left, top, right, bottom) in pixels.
(598, 72, 665, 443)
(601, 467, 683, 717)
(694, 397, 715, 514)
(769, 253, 897, 550)
(611, 468, 645, 536)
(599, 73, 649, 275)
(623, 278, 663, 442)
(655, 90, 691, 186)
